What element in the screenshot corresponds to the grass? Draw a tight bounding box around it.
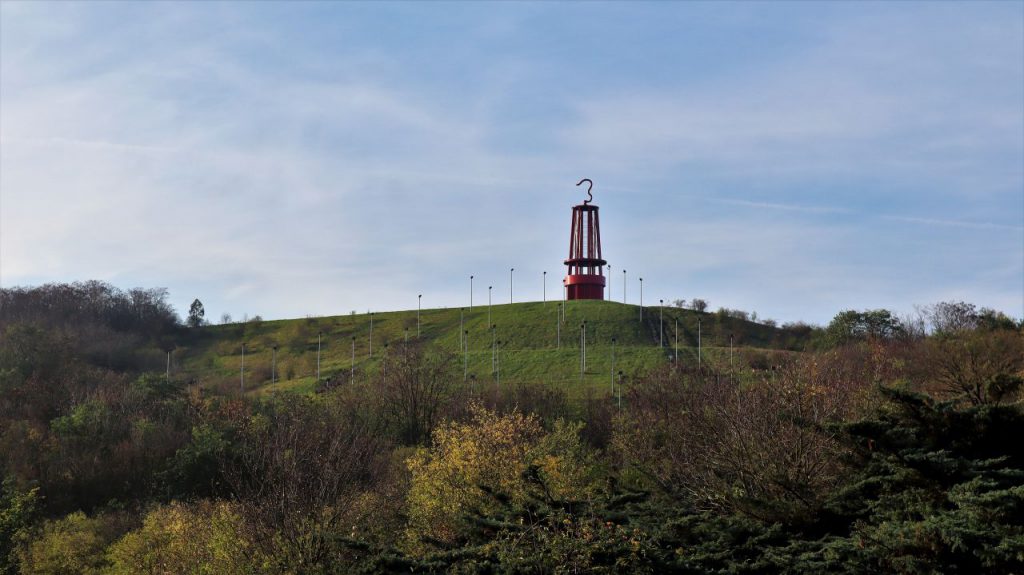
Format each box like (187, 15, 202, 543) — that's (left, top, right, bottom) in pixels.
(173, 300, 800, 397)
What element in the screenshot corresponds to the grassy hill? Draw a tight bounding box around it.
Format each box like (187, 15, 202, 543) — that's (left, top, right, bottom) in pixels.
(173, 300, 803, 397)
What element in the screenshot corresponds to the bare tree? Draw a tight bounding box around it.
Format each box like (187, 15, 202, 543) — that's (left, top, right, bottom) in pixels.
(913, 329, 1023, 405)
(615, 355, 869, 521)
(224, 393, 387, 568)
(921, 301, 979, 334)
(378, 343, 465, 445)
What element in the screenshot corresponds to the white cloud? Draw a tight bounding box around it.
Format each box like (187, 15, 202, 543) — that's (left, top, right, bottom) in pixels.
(1, 3, 1020, 325)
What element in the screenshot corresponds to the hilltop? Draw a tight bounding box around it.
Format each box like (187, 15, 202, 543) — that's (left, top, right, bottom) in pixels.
(174, 299, 809, 396)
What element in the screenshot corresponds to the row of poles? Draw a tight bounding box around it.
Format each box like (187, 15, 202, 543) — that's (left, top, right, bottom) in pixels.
(467, 268, 644, 308)
(226, 272, 744, 393)
(232, 307, 745, 394)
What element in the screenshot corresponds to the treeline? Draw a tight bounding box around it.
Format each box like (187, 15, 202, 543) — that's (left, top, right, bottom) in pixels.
(1, 284, 1022, 574)
(0, 282, 180, 372)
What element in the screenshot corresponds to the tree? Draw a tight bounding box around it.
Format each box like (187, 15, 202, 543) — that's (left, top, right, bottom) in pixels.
(1, 479, 37, 575)
(16, 511, 117, 575)
(914, 328, 1024, 405)
(691, 299, 708, 312)
(106, 501, 253, 575)
(922, 301, 979, 334)
(224, 393, 387, 569)
(613, 361, 860, 521)
(187, 299, 205, 328)
(806, 387, 1024, 573)
(405, 405, 596, 553)
(378, 343, 463, 445)
(823, 309, 905, 347)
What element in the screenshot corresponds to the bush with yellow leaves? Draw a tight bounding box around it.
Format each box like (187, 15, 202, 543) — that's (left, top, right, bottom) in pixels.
(405, 404, 597, 553)
(105, 501, 255, 575)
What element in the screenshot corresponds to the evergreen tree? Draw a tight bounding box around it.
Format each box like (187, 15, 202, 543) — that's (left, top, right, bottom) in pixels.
(187, 299, 205, 328)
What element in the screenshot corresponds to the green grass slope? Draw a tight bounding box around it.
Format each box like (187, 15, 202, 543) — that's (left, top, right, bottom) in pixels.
(173, 300, 802, 396)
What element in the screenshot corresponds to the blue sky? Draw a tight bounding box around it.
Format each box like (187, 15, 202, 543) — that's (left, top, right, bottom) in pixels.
(1, 1, 1022, 325)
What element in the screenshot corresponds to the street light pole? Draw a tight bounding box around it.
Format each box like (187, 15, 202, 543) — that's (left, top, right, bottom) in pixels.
(674, 318, 678, 362)
(543, 271, 547, 303)
(488, 286, 492, 325)
(470, 275, 474, 309)
(608, 264, 611, 300)
(623, 270, 626, 304)
(639, 278, 644, 322)
(510, 268, 514, 304)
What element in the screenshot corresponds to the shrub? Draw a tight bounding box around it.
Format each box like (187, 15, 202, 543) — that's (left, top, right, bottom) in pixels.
(106, 501, 253, 575)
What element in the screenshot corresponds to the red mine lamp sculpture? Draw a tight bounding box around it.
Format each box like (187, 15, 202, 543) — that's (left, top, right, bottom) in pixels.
(564, 178, 607, 300)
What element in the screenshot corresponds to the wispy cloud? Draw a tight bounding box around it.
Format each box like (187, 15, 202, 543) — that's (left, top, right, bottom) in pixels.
(880, 215, 1024, 232)
(1, 2, 1020, 324)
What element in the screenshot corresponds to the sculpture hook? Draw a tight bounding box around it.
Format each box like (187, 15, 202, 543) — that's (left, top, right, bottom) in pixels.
(577, 178, 593, 205)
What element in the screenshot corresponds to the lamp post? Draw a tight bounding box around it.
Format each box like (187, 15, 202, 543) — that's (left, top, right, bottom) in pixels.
(417, 294, 422, 338)
(488, 286, 492, 325)
(470, 275, 474, 309)
(607, 264, 611, 300)
(543, 271, 547, 303)
(510, 268, 514, 304)
(617, 371, 623, 409)
(639, 277, 644, 322)
(623, 269, 626, 304)
(491, 324, 497, 376)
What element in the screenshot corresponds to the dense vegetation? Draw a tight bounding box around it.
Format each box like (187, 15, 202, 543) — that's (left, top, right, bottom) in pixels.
(1, 282, 1021, 574)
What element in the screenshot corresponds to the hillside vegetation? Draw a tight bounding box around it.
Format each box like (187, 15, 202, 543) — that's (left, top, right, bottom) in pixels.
(178, 299, 804, 396)
(2, 282, 1022, 574)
